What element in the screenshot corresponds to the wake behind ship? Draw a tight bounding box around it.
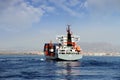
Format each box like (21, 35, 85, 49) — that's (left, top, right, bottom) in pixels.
(44, 25, 82, 61)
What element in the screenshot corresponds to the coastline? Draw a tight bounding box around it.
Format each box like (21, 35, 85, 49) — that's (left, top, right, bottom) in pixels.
(0, 51, 44, 55)
(0, 52, 120, 56)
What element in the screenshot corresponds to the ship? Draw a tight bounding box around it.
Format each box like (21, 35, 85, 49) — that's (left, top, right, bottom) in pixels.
(44, 25, 82, 61)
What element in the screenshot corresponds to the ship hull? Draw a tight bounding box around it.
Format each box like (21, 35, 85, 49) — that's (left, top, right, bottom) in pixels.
(45, 53, 82, 61)
(57, 54, 82, 61)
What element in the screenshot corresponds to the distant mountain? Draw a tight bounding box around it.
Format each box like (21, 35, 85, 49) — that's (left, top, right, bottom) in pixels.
(79, 42, 120, 53)
(0, 42, 120, 55)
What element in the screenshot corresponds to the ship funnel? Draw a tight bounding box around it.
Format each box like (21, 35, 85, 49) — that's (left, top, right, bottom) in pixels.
(67, 25, 72, 46)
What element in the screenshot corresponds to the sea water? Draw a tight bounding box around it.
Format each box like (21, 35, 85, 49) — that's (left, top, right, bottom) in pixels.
(0, 54, 120, 80)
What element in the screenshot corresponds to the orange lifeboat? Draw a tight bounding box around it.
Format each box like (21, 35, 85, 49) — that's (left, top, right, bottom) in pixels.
(76, 46, 81, 52)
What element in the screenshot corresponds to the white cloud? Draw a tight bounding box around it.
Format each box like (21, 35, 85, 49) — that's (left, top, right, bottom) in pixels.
(1, 0, 120, 32)
(40, 5, 55, 12)
(49, 0, 86, 17)
(0, 0, 55, 31)
(86, 0, 120, 14)
(0, 0, 43, 31)
(46, 0, 120, 17)
(65, 0, 80, 7)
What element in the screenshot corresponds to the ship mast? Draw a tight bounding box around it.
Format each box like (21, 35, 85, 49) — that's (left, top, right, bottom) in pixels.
(67, 25, 72, 46)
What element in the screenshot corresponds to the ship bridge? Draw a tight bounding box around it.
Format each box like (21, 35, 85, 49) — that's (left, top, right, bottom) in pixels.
(56, 35, 80, 46)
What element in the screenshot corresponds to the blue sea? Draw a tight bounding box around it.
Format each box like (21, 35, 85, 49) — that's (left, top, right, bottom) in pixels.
(0, 55, 120, 80)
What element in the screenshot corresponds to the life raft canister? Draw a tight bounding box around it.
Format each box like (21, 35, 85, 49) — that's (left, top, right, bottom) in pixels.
(76, 46, 81, 52)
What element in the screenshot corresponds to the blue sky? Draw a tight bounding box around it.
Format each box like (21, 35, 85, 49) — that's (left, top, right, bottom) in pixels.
(0, 0, 120, 50)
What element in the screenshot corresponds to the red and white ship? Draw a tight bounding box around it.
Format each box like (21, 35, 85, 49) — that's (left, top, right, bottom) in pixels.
(44, 25, 82, 61)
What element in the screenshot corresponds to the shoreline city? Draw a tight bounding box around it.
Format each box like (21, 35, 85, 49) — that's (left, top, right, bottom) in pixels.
(1, 42, 120, 56)
(0, 50, 120, 56)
